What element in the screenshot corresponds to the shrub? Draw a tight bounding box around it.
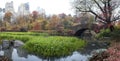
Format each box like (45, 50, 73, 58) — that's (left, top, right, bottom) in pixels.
(97, 29, 111, 38)
(97, 28, 120, 41)
(90, 43, 120, 61)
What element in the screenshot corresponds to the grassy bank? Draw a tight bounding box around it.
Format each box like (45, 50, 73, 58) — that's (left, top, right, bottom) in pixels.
(0, 32, 48, 42)
(0, 32, 86, 57)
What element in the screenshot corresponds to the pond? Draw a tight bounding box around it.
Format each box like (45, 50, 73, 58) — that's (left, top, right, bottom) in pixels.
(0, 41, 109, 61)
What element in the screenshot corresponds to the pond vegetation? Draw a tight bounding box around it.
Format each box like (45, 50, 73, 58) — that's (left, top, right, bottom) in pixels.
(0, 32, 86, 58)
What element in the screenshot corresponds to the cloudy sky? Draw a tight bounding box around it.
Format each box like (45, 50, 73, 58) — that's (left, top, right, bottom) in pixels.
(0, 0, 75, 15)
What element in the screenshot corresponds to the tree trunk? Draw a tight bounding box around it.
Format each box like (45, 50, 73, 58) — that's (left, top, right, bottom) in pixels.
(109, 25, 114, 32)
(107, 22, 114, 32)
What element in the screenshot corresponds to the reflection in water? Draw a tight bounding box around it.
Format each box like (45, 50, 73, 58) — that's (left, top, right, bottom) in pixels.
(0, 41, 109, 61)
(3, 47, 13, 61)
(16, 48, 28, 58)
(0, 47, 90, 61)
(61, 51, 89, 61)
(12, 48, 42, 61)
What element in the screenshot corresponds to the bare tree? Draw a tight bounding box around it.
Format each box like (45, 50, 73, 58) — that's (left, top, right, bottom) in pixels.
(73, 0, 120, 31)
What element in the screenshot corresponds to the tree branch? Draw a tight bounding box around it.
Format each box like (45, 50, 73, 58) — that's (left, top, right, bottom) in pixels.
(76, 7, 91, 12)
(93, 0, 105, 13)
(76, 6, 106, 23)
(108, 0, 112, 22)
(112, 15, 120, 21)
(103, 1, 109, 22)
(90, 10, 105, 21)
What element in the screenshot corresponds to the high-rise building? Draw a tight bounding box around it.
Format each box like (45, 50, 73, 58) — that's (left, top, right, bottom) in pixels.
(36, 7, 46, 18)
(5, 1, 16, 22)
(0, 8, 3, 20)
(5, 1, 15, 14)
(18, 2, 30, 15)
(0, 8, 5, 21)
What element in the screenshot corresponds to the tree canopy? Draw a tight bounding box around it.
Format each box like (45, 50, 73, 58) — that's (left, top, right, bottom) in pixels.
(73, 0, 120, 31)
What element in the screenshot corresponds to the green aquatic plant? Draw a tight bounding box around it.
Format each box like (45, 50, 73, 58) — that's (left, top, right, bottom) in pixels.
(0, 32, 86, 57)
(24, 36, 86, 57)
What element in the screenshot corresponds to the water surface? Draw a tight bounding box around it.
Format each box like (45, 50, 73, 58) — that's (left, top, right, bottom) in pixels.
(0, 41, 109, 61)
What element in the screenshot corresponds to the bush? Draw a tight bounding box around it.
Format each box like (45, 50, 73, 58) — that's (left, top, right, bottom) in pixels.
(97, 28, 120, 41)
(90, 43, 120, 61)
(97, 29, 111, 38)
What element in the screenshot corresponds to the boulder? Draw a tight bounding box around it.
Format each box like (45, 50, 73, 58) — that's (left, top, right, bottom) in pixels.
(2, 40, 10, 49)
(0, 56, 11, 61)
(14, 40, 24, 47)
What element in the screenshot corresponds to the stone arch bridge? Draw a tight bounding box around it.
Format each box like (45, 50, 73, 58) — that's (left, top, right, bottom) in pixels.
(71, 24, 97, 38)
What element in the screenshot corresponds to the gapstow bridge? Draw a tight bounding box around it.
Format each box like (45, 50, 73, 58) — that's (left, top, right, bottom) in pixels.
(72, 23, 100, 39)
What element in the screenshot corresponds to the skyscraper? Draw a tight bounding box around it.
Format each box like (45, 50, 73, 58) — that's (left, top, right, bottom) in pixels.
(18, 2, 30, 15)
(5, 1, 16, 22)
(36, 7, 46, 18)
(0, 8, 3, 20)
(5, 1, 15, 14)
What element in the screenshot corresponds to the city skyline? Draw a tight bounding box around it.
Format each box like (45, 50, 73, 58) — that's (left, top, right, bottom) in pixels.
(0, 0, 74, 15)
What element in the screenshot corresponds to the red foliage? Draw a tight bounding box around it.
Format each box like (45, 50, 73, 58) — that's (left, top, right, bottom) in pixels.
(33, 22, 41, 30)
(104, 43, 120, 61)
(32, 11, 38, 21)
(90, 43, 120, 61)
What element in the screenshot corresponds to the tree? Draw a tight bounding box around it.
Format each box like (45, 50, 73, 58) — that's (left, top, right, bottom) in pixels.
(47, 15, 60, 30)
(73, 0, 120, 31)
(3, 11, 12, 23)
(0, 17, 3, 27)
(3, 11, 12, 29)
(32, 11, 38, 21)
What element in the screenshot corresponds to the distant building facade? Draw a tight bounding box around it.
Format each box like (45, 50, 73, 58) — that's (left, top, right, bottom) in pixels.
(36, 7, 46, 18)
(5, 1, 15, 14)
(18, 2, 30, 15)
(5, 1, 16, 22)
(0, 8, 3, 20)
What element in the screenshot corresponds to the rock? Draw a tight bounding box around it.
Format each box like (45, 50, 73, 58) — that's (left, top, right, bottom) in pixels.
(2, 40, 10, 49)
(91, 49, 107, 55)
(0, 56, 11, 61)
(14, 40, 24, 47)
(89, 51, 109, 61)
(10, 40, 15, 46)
(0, 51, 4, 56)
(91, 44, 96, 46)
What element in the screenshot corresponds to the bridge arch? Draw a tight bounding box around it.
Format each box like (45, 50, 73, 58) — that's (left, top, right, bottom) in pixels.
(74, 28, 89, 37)
(74, 28, 97, 40)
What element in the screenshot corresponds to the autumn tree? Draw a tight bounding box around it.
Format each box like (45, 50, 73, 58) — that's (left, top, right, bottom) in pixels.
(15, 15, 30, 31)
(3, 11, 12, 23)
(73, 0, 120, 31)
(3, 11, 12, 29)
(47, 15, 60, 30)
(62, 14, 73, 29)
(32, 11, 38, 21)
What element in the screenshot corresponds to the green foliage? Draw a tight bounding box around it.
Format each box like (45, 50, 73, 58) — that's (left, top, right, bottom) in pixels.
(97, 28, 120, 41)
(0, 32, 48, 42)
(0, 32, 86, 57)
(24, 36, 86, 57)
(110, 28, 120, 40)
(97, 29, 111, 38)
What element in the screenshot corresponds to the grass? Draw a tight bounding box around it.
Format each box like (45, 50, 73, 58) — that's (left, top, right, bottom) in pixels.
(0, 32, 86, 58)
(0, 32, 48, 42)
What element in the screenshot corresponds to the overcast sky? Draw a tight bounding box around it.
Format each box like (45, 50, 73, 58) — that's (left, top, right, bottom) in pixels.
(0, 0, 75, 15)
